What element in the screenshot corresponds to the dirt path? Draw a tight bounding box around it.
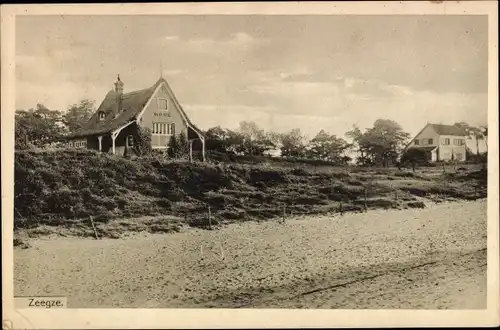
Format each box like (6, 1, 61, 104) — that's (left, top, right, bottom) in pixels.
(14, 199, 487, 309)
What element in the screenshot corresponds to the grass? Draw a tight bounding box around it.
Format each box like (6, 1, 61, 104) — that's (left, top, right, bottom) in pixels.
(14, 149, 487, 239)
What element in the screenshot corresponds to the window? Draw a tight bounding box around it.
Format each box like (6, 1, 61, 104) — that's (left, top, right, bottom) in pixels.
(414, 139, 420, 145)
(442, 138, 450, 145)
(427, 139, 433, 145)
(454, 139, 464, 146)
(126, 135, 134, 148)
(456, 152, 463, 160)
(152, 123, 163, 135)
(98, 112, 106, 121)
(72, 140, 86, 148)
(152, 123, 175, 135)
(158, 99, 168, 110)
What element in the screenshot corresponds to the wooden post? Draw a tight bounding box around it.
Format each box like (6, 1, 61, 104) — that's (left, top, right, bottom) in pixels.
(89, 216, 99, 240)
(208, 206, 212, 230)
(111, 133, 116, 155)
(201, 137, 206, 162)
(282, 205, 286, 223)
(98, 136, 103, 152)
(339, 201, 343, 215)
(364, 187, 368, 212)
(189, 140, 193, 163)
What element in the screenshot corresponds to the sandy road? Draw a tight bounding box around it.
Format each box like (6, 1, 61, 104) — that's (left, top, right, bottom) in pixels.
(14, 199, 487, 308)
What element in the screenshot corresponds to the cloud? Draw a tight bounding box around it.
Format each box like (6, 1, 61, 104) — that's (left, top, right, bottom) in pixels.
(161, 31, 269, 57)
(161, 69, 182, 76)
(15, 15, 487, 142)
(163, 35, 179, 41)
(183, 103, 277, 130)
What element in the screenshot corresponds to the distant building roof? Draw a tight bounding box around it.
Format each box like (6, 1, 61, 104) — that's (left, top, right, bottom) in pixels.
(428, 123, 468, 136)
(68, 77, 202, 138)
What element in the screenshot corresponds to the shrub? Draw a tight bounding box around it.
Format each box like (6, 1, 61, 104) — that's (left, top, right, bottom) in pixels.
(167, 132, 189, 159)
(14, 236, 31, 249)
(407, 201, 426, 209)
(134, 127, 153, 156)
(394, 171, 415, 178)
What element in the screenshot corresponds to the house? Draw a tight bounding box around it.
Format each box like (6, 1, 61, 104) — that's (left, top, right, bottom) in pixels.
(67, 75, 205, 161)
(405, 123, 468, 162)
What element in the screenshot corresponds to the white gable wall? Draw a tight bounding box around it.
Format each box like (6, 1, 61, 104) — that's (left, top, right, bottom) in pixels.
(139, 83, 188, 148)
(411, 125, 439, 147)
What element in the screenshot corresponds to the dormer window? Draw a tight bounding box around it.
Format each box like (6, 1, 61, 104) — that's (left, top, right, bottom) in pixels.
(98, 111, 106, 121)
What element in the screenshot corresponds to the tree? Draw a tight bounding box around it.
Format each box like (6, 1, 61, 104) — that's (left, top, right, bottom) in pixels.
(280, 128, 306, 158)
(167, 132, 189, 159)
(167, 135, 179, 158)
(64, 99, 95, 133)
(481, 125, 488, 151)
(307, 129, 351, 164)
(15, 104, 65, 149)
(345, 125, 371, 165)
(362, 119, 410, 167)
(237, 121, 276, 156)
(346, 120, 410, 167)
(134, 127, 152, 156)
(177, 131, 189, 157)
(205, 126, 233, 153)
(454, 122, 485, 155)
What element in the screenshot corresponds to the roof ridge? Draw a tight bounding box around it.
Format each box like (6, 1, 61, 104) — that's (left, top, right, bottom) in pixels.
(429, 123, 456, 126)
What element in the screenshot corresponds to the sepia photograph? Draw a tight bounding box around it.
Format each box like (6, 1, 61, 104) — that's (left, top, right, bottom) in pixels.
(2, 1, 499, 329)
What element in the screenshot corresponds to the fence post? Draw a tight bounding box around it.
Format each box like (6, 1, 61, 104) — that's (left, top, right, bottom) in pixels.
(220, 243, 225, 261)
(364, 187, 368, 213)
(89, 216, 100, 240)
(339, 201, 343, 215)
(208, 206, 212, 230)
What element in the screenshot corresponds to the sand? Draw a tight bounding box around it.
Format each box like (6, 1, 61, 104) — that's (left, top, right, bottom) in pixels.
(14, 199, 487, 308)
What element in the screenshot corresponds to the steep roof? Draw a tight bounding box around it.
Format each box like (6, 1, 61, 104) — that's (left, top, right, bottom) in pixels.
(68, 77, 203, 138)
(428, 123, 468, 136)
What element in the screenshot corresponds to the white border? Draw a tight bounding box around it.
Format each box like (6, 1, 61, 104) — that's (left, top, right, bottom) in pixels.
(2, 2, 499, 329)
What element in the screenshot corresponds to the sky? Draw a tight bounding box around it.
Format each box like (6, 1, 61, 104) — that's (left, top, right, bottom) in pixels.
(16, 15, 488, 142)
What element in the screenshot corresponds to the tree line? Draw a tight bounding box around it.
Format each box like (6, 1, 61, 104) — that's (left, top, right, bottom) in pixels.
(15, 100, 95, 149)
(15, 100, 488, 166)
(203, 119, 487, 166)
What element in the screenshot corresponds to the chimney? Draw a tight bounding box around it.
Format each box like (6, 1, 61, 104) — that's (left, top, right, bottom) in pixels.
(113, 74, 124, 117)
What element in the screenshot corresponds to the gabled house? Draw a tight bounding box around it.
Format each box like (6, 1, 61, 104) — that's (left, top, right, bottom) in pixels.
(405, 123, 468, 162)
(67, 75, 205, 161)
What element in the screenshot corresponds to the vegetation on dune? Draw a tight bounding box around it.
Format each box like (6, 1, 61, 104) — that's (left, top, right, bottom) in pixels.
(14, 149, 487, 238)
(14, 101, 488, 240)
